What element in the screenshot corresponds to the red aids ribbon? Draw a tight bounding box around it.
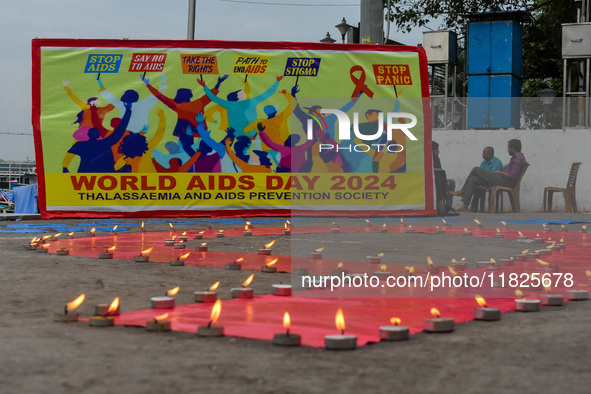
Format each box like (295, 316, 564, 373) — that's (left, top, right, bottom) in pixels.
(350, 65, 374, 101)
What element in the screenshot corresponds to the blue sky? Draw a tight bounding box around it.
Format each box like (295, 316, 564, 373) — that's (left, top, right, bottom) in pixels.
(0, 0, 429, 161)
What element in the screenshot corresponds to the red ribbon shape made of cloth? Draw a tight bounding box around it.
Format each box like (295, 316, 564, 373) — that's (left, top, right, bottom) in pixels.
(350, 65, 375, 101)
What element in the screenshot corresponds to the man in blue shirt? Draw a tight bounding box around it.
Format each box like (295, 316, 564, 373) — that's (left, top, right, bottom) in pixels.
(480, 146, 504, 171)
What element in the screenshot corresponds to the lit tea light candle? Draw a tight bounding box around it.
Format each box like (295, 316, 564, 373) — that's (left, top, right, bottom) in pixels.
(193, 231, 205, 240)
(539, 285, 563, 306)
(37, 243, 50, 253)
(215, 229, 225, 238)
(325, 308, 357, 350)
(331, 222, 340, 233)
(273, 312, 301, 346)
(379, 317, 409, 341)
(171, 252, 190, 266)
(272, 284, 292, 296)
(400, 218, 406, 227)
(164, 235, 177, 246)
(146, 313, 171, 331)
(560, 224, 568, 232)
(514, 290, 540, 312)
(173, 240, 186, 249)
(451, 258, 467, 270)
(243, 223, 252, 236)
(501, 221, 508, 229)
(231, 274, 254, 299)
(89, 297, 119, 327)
(556, 238, 566, 249)
(474, 295, 501, 321)
(151, 286, 179, 309)
(25, 237, 40, 250)
(533, 234, 544, 243)
(68, 232, 75, 239)
(134, 247, 153, 263)
(261, 258, 279, 273)
(310, 246, 325, 259)
(198, 242, 208, 252)
(95, 297, 121, 316)
(373, 264, 391, 280)
(486, 258, 500, 271)
(542, 224, 550, 232)
(99, 246, 116, 259)
(515, 249, 529, 261)
(225, 257, 243, 270)
(197, 299, 224, 337)
(463, 227, 472, 236)
(331, 262, 350, 276)
(195, 281, 219, 303)
(423, 256, 438, 273)
(425, 307, 454, 333)
(580, 225, 587, 233)
(474, 219, 483, 228)
(54, 293, 85, 322)
(379, 223, 388, 233)
(176, 232, 188, 242)
(110, 226, 118, 235)
(405, 225, 415, 233)
(366, 253, 384, 264)
(258, 239, 276, 255)
(566, 289, 589, 301)
(50, 232, 62, 241)
(140, 221, 146, 233)
(537, 258, 558, 272)
(282, 221, 291, 235)
(365, 219, 372, 228)
(442, 218, 451, 227)
(56, 248, 69, 256)
(436, 226, 445, 234)
(404, 266, 416, 277)
(88, 228, 96, 237)
(517, 231, 527, 240)
(495, 228, 504, 238)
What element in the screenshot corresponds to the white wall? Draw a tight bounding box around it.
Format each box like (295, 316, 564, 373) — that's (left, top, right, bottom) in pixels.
(433, 128, 591, 213)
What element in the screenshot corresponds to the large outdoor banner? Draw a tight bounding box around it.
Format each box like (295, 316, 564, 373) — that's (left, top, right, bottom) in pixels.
(32, 39, 434, 218)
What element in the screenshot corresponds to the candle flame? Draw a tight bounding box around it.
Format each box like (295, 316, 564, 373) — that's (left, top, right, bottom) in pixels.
(68, 232, 74, 237)
(141, 221, 145, 229)
(501, 221, 507, 226)
(451, 258, 457, 263)
(400, 218, 404, 223)
(583, 225, 587, 230)
(245, 224, 250, 231)
(172, 235, 178, 240)
(586, 269, 591, 278)
(41, 235, 52, 241)
(167, 286, 180, 296)
(464, 227, 468, 232)
(181, 231, 187, 236)
(536, 259, 550, 266)
(515, 289, 524, 297)
(461, 257, 466, 262)
(169, 222, 174, 229)
(427, 256, 434, 266)
(284, 222, 289, 230)
(442, 219, 447, 225)
(335, 308, 346, 332)
(521, 249, 529, 254)
(408, 225, 412, 229)
(283, 311, 291, 329)
(154, 312, 169, 321)
(198, 230, 205, 235)
(201, 242, 207, 246)
(475, 295, 487, 308)
(474, 219, 481, 225)
(560, 238, 564, 243)
(112, 225, 118, 232)
(380, 264, 387, 272)
(448, 266, 457, 276)
(54, 233, 62, 238)
(66, 294, 85, 312)
(179, 252, 190, 260)
(90, 228, 96, 234)
(141, 247, 154, 255)
(209, 281, 220, 291)
(382, 223, 387, 228)
(496, 228, 500, 233)
(218, 229, 224, 234)
(267, 258, 278, 267)
(406, 266, 415, 274)
(518, 231, 524, 236)
(42, 243, 50, 249)
(108, 246, 116, 252)
(337, 262, 343, 269)
(430, 307, 440, 318)
(543, 224, 548, 228)
(235, 257, 244, 263)
(314, 247, 325, 253)
(264, 239, 276, 249)
(242, 274, 254, 287)
(377, 253, 384, 257)
(390, 317, 401, 326)
(365, 219, 370, 224)
(107, 297, 119, 314)
(546, 243, 556, 249)
(210, 299, 222, 324)
(490, 258, 496, 264)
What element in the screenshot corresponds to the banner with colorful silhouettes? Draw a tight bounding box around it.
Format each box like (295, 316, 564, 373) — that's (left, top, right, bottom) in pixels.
(32, 39, 433, 218)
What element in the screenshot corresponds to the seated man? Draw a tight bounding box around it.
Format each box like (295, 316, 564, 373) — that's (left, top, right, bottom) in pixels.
(471, 146, 505, 210)
(452, 139, 528, 212)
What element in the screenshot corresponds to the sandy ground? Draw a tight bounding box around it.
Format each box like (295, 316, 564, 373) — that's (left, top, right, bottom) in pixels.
(1, 212, 591, 393)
